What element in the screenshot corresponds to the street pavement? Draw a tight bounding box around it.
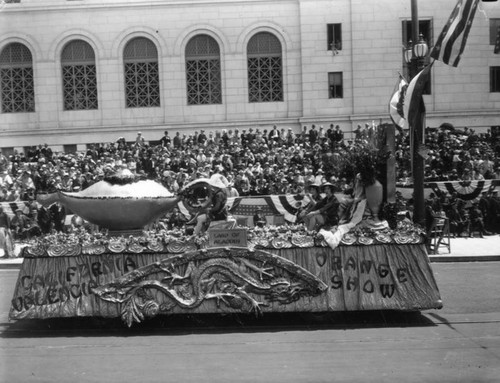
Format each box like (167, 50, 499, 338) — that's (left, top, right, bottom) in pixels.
(1, 233, 499, 382)
(1, 234, 499, 269)
(1, 261, 499, 382)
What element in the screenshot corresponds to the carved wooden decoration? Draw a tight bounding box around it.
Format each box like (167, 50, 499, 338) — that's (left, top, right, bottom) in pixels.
(93, 248, 329, 327)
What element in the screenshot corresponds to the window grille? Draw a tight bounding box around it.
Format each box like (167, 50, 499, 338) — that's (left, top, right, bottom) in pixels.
(247, 32, 283, 103)
(185, 34, 222, 105)
(61, 40, 98, 110)
(328, 72, 343, 98)
(123, 37, 160, 108)
(0, 43, 35, 113)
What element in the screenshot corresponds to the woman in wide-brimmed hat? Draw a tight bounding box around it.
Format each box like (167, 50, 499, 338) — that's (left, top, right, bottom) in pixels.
(297, 181, 322, 226)
(305, 182, 340, 231)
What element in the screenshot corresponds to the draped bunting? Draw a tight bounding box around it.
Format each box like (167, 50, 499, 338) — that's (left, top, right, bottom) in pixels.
(0, 201, 31, 218)
(427, 180, 499, 200)
(227, 195, 312, 223)
(395, 180, 500, 200)
(178, 194, 312, 223)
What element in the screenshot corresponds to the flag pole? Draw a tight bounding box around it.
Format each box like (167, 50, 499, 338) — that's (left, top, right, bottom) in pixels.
(410, 0, 426, 228)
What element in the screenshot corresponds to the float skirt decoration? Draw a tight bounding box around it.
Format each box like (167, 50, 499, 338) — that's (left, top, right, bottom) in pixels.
(9, 244, 442, 327)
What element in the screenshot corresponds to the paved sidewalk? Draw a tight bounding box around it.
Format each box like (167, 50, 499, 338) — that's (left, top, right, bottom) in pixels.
(1, 235, 499, 269)
(427, 234, 500, 262)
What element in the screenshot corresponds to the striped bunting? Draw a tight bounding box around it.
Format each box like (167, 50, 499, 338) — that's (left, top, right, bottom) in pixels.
(428, 180, 496, 201)
(178, 194, 312, 223)
(396, 180, 500, 200)
(430, 0, 480, 67)
(0, 201, 31, 218)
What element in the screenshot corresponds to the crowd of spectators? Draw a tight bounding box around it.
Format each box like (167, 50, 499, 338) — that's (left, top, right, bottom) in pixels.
(1, 122, 499, 252)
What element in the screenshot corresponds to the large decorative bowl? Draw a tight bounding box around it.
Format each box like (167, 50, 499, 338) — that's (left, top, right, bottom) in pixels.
(38, 172, 180, 232)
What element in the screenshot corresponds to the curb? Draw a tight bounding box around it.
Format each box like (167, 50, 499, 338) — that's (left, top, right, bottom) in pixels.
(0, 261, 23, 270)
(429, 255, 500, 263)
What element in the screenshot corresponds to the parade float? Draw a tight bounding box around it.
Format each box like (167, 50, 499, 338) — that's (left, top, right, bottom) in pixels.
(8, 167, 442, 327)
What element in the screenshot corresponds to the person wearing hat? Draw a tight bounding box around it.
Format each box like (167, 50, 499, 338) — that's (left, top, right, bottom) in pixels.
(159, 130, 171, 148)
(11, 208, 30, 241)
(314, 169, 326, 185)
(305, 182, 340, 231)
(135, 132, 145, 148)
(297, 182, 322, 226)
(189, 177, 229, 235)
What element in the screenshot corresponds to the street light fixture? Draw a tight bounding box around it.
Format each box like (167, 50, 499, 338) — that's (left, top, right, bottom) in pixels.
(413, 33, 429, 58)
(404, 33, 429, 79)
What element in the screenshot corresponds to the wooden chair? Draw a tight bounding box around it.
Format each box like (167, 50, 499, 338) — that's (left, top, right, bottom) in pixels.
(427, 217, 451, 255)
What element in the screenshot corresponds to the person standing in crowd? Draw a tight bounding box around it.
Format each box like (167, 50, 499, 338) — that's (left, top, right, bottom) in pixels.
(0, 149, 9, 175)
(135, 132, 145, 148)
(173, 132, 182, 149)
(333, 125, 344, 145)
(0, 206, 14, 258)
(268, 125, 279, 146)
(308, 124, 318, 146)
(159, 130, 171, 148)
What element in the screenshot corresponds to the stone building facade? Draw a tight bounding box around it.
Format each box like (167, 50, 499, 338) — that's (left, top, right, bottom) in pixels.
(1, 0, 499, 151)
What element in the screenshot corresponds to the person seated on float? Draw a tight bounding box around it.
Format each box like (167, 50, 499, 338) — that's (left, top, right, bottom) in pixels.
(24, 207, 42, 239)
(11, 208, 31, 241)
(253, 207, 267, 228)
(167, 207, 189, 230)
(304, 182, 340, 231)
(193, 178, 229, 235)
(297, 182, 322, 226)
(337, 174, 365, 224)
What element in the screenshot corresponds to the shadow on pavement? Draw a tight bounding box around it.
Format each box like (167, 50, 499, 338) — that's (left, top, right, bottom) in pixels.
(1, 310, 436, 338)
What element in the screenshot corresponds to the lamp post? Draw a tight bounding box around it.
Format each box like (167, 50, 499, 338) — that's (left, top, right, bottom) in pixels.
(403, 0, 429, 228)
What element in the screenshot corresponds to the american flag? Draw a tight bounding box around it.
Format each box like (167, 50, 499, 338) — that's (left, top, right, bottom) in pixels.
(389, 76, 408, 132)
(430, 0, 480, 67)
(402, 64, 432, 134)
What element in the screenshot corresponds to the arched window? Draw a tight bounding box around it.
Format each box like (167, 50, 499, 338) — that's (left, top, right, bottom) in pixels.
(185, 34, 222, 105)
(0, 43, 35, 113)
(247, 32, 283, 103)
(61, 40, 98, 111)
(123, 37, 160, 108)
